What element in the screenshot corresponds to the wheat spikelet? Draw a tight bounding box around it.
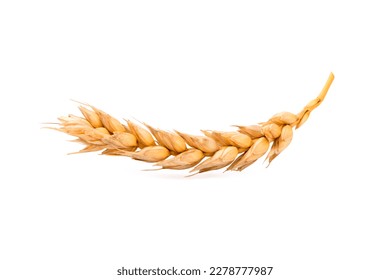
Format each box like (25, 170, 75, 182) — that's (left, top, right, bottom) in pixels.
(49, 73, 334, 175)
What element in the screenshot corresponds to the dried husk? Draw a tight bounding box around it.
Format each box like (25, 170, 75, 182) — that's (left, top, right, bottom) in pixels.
(155, 149, 204, 170)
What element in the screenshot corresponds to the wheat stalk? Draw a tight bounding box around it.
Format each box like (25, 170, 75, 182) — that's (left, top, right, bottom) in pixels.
(50, 73, 334, 175)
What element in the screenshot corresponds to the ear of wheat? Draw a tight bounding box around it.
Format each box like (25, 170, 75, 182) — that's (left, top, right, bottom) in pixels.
(49, 73, 334, 175)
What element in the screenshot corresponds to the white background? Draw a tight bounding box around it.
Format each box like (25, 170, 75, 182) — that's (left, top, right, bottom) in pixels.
(1, 1, 389, 280)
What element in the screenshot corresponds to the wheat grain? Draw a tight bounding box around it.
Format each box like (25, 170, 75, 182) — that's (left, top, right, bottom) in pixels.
(49, 73, 334, 174)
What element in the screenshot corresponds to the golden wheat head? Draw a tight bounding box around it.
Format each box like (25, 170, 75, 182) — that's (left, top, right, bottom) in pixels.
(49, 73, 334, 175)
